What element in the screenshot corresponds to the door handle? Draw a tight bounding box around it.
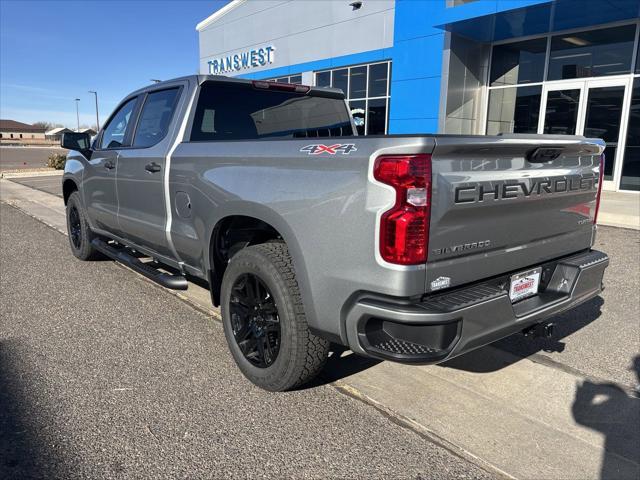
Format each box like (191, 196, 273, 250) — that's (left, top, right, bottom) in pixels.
(145, 162, 161, 173)
(104, 160, 115, 170)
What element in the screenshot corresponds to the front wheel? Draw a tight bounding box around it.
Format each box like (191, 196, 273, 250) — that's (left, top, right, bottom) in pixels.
(220, 242, 329, 391)
(66, 191, 101, 261)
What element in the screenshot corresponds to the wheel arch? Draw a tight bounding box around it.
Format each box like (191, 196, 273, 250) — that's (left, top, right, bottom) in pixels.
(62, 178, 79, 205)
(206, 211, 310, 313)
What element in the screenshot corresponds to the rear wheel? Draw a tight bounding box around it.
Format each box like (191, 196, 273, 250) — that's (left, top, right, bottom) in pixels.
(221, 242, 329, 391)
(66, 191, 101, 260)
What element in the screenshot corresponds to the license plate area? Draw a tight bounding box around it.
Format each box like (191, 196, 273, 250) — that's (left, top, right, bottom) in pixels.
(509, 267, 542, 303)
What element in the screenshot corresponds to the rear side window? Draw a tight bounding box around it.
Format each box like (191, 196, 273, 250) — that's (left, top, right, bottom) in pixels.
(133, 88, 180, 148)
(100, 97, 137, 149)
(190, 82, 353, 141)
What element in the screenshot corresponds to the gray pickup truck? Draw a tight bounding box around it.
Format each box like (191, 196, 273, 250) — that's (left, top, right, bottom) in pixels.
(61, 74, 609, 391)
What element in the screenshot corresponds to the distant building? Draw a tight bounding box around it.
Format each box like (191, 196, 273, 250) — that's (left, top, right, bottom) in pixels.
(0, 119, 46, 143)
(78, 127, 97, 137)
(45, 127, 73, 142)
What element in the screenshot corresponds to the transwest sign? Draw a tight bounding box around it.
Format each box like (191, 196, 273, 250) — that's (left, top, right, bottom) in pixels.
(208, 45, 275, 75)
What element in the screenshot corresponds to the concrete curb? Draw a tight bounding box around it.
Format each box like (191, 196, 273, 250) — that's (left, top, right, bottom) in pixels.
(1, 169, 63, 178)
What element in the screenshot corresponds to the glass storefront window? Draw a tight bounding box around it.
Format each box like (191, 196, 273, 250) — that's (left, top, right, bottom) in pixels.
(350, 100, 366, 135)
(543, 89, 581, 135)
(315, 61, 391, 135)
(349, 66, 367, 99)
(367, 98, 387, 135)
(584, 85, 625, 181)
(486, 86, 541, 135)
(368, 62, 389, 97)
(622, 78, 640, 191)
(490, 38, 547, 86)
(332, 68, 349, 96)
(316, 71, 331, 87)
(548, 25, 636, 80)
(268, 74, 303, 84)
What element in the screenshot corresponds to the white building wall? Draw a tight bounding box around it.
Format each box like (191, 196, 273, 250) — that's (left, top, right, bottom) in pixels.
(197, 0, 395, 75)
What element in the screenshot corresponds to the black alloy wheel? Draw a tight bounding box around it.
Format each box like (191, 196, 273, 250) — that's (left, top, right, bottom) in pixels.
(229, 273, 281, 368)
(69, 205, 82, 249)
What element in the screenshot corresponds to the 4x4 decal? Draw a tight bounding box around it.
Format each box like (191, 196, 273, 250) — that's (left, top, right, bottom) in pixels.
(300, 144, 357, 155)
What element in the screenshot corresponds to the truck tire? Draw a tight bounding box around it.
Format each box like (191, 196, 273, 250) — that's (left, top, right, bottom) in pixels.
(66, 191, 101, 261)
(220, 242, 329, 391)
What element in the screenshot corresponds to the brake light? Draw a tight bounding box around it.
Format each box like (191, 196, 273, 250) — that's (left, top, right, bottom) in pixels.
(593, 153, 605, 224)
(252, 80, 310, 93)
(374, 154, 432, 265)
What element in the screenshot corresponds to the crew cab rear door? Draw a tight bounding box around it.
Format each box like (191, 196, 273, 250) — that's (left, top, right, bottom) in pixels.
(426, 134, 604, 292)
(116, 85, 182, 256)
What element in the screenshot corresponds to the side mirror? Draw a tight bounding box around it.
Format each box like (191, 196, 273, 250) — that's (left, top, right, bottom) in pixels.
(61, 132, 92, 152)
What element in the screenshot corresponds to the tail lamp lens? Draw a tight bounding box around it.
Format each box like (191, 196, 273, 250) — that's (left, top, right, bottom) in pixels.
(593, 153, 605, 224)
(374, 154, 432, 265)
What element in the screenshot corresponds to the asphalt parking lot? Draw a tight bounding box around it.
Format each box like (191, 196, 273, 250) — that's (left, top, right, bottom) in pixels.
(0, 203, 494, 479)
(0, 146, 66, 171)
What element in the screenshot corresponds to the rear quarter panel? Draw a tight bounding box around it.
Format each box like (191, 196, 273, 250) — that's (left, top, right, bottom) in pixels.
(169, 136, 434, 341)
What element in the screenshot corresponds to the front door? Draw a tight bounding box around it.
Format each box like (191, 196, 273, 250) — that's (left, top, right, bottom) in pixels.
(540, 78, 630, 191)
(84, 96, 139, 234)
(116, 87, 182, 257)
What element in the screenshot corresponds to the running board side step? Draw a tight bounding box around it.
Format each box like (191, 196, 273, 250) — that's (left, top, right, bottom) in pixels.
(91, 238, 188, 290)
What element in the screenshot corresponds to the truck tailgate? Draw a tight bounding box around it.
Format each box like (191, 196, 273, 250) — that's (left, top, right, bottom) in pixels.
(426, 135, 604, 292)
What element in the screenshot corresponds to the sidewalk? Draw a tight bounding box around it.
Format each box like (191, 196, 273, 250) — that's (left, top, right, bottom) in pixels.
(1, 177, 638, 480)
(599, 191, 640, 230)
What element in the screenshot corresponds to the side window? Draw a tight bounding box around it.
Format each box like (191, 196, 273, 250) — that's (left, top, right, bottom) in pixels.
(100, 97, 137, 149)
(132, 88, 180, 148)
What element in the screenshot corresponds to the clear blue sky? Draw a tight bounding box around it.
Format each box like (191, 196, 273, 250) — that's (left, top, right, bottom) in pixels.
(0, 0, 228, 128)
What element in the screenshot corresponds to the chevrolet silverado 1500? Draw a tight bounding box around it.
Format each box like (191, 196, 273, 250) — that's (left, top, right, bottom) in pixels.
(61, 75, 609, 391)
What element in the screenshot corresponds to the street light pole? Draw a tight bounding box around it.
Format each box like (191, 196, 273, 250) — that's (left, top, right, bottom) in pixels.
(74, 98, 80, 131)
(88, 90, 100, 131)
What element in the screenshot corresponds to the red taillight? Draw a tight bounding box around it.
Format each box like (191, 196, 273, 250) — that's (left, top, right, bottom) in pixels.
(374, 154, 432, 265)
(593, 153, 605, 224)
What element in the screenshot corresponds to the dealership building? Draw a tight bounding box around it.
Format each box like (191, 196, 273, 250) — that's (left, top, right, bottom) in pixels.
(197, 0, 640, 192)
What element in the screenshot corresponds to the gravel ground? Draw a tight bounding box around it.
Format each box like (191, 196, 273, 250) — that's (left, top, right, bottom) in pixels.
(0, 203, 493, 480)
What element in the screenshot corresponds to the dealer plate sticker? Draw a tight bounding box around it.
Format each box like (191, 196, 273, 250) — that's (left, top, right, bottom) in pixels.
(509, 267, 542, 303)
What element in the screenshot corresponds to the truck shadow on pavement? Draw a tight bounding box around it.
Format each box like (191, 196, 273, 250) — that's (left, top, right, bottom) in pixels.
(442, 296, 604, 373)
(310, 345, 381, 388)
(0, 340, 65, 479)
(571, 356, 640, 480)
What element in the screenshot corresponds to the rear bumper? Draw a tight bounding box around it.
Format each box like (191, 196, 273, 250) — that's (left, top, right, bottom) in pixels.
(345, 249, 608, 364)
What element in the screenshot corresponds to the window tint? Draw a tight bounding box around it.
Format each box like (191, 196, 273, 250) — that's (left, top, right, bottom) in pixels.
(486, 86, 541, 135)
(350, 100, 365, 135)
(490, 38, 547, 86)
(548, 25, 636, 80)
(349, 66, 367, 99)
(316, 71, 331, 87)
(190, 82, 354, 141)
(368, 62, 388, 97)
(367, 98, 387, 135)
(132, 88, 179, 148)
(100, 98, 137, 149)
(332, 69, 348, 95)
(543, 89, 581, 135)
